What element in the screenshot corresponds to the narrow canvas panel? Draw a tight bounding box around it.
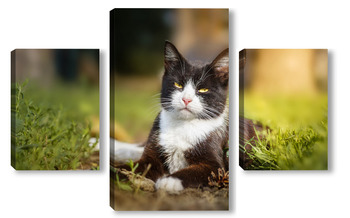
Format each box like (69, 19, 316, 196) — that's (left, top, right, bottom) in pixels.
(239, 49, 328, 170)
(11, 49, 100, 170)
(110, 9, 229, 210)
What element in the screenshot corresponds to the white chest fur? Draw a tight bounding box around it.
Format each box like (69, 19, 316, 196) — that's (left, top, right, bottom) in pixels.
(159, 109, 226, 174)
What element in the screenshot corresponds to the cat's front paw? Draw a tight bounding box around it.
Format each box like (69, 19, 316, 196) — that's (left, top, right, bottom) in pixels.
(155, 177, 184, 194)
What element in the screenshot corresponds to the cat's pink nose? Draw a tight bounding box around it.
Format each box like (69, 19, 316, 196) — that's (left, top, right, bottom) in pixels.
(182, 98, 192, 106)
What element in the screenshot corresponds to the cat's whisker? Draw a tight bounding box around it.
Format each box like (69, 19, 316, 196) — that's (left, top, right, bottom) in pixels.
(204, 106, 221, 114)
(148, 104, 162, 110)
(147, 102, 162, 110)
(160, 98, 175, 102)
(147, 99, 175, 114)
(150, 97, 162, 102)
(160, 100, 173, 104)
(150, 93, 162, 97)
(148, 104, 162, 111)
(201, 111, 217, 118)
(147, 109, 161, 117)
(203, 107, 222, 117)
(199, 111, 214, 120)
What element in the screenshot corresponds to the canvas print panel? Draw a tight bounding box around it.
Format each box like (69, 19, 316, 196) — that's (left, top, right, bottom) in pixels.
(239, 49, 328, 170)
(110, 9, 229, 210)
(11, 49, 100, 170)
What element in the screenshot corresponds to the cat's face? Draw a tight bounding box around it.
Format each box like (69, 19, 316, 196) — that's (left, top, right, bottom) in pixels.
(161, 41, 229, 120)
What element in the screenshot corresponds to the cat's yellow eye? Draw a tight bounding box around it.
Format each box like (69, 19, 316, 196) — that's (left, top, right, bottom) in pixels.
(198, 88, 209, 93)
(174, 82, 183, 89)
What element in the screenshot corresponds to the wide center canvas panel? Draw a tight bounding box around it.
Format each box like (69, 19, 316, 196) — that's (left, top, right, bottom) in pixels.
(110, 9, 229, 210)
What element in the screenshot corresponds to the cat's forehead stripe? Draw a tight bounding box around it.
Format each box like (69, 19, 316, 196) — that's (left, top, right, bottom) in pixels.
(183, 81, 196, 97)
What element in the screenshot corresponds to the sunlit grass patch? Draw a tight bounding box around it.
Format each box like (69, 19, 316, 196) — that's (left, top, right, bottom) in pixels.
(241, 93, 328, 170)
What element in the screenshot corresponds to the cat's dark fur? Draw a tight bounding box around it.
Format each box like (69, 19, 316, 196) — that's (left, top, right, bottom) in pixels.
(113, 41, 229, 192)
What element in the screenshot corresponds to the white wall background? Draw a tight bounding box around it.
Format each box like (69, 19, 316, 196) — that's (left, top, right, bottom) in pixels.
(0, 0, 348, 217)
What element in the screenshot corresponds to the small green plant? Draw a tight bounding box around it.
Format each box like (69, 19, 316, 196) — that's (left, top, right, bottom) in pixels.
(11, 81, 98, 170)
(114, 160, 140, 192)
(114, 160, 153, 194)
(126, 159, 139, 175)
(223, 146, 229, 158)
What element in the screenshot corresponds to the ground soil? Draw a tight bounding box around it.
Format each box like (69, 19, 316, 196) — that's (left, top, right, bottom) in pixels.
(111, 187, 229, 211)
(110, 171, 229, 211)
(79, 151, 99, 170)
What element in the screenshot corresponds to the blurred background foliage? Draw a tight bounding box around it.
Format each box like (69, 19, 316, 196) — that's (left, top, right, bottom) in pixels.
(240, 49, 328, 170)
(11, 49, 99, 170)
(111, 9, 229, 142)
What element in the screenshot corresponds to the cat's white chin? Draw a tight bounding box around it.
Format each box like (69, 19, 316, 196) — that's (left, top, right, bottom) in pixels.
(176, 108, 197, 120)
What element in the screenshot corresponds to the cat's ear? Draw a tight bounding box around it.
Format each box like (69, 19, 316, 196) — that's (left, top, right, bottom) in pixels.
(164, 41, 184, 69)
(211, 48, 229, 86)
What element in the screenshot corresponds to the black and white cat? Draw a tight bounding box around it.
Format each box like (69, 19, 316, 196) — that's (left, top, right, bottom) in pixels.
(111, 41, 229, 193)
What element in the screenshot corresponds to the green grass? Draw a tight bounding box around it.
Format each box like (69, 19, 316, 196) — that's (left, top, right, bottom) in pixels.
(241, 93, 328, 170)
(114, 160, 139, 192)
(11, 81, 99, 170)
